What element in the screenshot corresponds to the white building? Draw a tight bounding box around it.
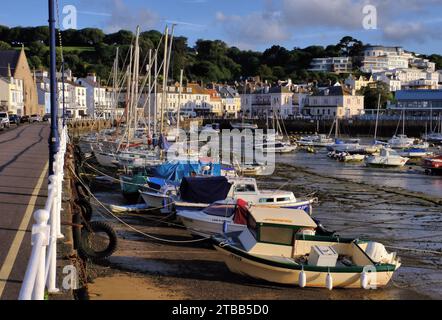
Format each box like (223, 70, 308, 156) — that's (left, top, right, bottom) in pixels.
(36, 70, 89, 119)
(217, 86, 241, 117)
(309, 57, 353, 74)
(303, 83, 364, 119)
(361, 46, 412, 73)
(373, 68, 439, 92)
(0, 76, 24, 115)
(76, 74, 113, 119)
(142, 82, 214, 118)
(241, 84, 294, 119)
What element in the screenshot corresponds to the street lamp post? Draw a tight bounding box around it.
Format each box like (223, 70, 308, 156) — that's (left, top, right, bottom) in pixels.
(48, 0, 59, 175)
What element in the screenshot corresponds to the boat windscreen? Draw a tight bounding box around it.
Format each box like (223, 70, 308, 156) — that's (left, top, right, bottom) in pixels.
(203, 204, 235, 217)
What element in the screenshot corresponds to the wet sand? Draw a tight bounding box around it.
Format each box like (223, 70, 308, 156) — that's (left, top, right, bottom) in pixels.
(86, 158, 441, 300)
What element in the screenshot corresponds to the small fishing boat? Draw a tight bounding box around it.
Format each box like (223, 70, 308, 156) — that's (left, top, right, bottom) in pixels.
(422, 155, 442, 175)
(238, 164, 269, 176)
(327, 139, 363, 154)
(109, 203, 150, 214)
(256, 141, 297, 154)
(177, 199, 249, 237)
(297, 134, 334, 148)
(423, 132, 442, 145)
(339, 153, 365, 163)
(141, 176, 316, 215)
(388, 135, 416, 149)
(212, 207, 401, 289)
(94, 151, 118, 168)
(399, 148, 432, 159)
(365, 148, 409, 167)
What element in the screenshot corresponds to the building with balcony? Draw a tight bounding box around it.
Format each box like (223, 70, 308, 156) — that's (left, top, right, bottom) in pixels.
(241, 82, 295, 119)
(309, 57, 353, 74)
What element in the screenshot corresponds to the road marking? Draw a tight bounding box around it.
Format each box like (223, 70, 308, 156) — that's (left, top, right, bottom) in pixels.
(0, 162, 49, 299)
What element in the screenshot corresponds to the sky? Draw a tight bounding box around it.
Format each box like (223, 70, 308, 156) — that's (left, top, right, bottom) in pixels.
(1, 0, 442, 55)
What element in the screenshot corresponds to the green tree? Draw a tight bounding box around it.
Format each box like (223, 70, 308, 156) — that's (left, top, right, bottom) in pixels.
(0, 41, 11, 50)
(257, 64, 274, 82)
(360, 82, 394, 109)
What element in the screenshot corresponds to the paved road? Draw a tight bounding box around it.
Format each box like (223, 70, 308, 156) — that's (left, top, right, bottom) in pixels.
(0, 124, 50, 300)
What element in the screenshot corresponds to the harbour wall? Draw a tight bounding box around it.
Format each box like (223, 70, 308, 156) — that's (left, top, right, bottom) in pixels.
(65, 118, 432, 139)
(204, 119, 432, 138)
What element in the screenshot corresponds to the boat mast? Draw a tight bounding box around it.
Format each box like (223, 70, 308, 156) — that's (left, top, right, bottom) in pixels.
(129, 26, 140, 141)
(374, 93, 381, 142)
(160, 26, 169, 136)
(402, 108, 405, 136)
(154, 50, 158, 137)
(147, 49, 152, 136)
(112, 47, 119, 124)
(177, 69, 184, 140)
(335, 116, 339, 139)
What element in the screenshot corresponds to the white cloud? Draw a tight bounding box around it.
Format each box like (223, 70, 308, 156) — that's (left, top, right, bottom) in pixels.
(383, 21, 442, 43)
(104, 0, 159, 33)
(214, 0, 442, 48)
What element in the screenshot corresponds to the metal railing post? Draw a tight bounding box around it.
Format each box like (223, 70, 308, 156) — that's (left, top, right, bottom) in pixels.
(46, 180, 59, 293)
(19, 209, 50, 300)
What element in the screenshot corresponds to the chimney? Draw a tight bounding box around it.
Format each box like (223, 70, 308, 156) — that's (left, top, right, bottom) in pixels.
(7, 63, 12, 78)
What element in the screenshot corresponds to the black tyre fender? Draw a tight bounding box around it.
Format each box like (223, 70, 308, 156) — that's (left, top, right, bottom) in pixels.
(78, 221, 118, 261)
(76, 199, 93, 222)
(75, 182, 89, 199)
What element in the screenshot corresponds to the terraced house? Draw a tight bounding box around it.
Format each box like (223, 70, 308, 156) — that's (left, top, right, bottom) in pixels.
(303, 83, 365, 119)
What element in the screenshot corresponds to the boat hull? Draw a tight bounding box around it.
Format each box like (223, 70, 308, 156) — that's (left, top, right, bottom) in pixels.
(179, 215, 246, 238)
(95, 152, 117, 168)
(140, 191, 171, 210)
(214, 245, 395, 289)
(174, 200, 314, 215)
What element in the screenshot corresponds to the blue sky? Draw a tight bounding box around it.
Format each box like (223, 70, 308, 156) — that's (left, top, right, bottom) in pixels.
(1, 0, 442, 54)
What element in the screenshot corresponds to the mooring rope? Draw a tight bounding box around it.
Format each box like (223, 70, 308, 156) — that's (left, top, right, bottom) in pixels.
(69, 166, 210, 244)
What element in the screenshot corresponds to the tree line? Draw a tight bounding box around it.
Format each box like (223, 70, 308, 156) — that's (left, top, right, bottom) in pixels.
(0, 26, 441, 89)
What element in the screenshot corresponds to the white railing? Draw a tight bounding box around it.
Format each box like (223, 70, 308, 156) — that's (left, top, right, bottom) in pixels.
(19, 126, 68, 300)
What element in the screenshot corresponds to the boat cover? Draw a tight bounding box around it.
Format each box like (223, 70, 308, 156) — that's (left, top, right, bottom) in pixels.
(154, 161, 222, 183)
(180, 176, 232, 203)
(233, 199, 250, 225)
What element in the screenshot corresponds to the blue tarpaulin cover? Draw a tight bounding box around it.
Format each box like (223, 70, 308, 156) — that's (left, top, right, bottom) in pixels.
(180, 176, 232, 203)
(153, 160, 222, 183)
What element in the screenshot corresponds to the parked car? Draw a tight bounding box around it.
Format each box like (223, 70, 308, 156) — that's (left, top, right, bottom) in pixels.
(9, 114, 21, 126)
(43, 114, 51, 122)
(20, 115, 31, 123)
(0, 112, 10, 130)
(30, 114, 42, 123)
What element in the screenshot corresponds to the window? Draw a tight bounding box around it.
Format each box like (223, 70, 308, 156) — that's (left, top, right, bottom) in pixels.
(259, 198, 275, 203)
(259, 226, 294, 246)
(234, 184, 256, 193)
(276, 197, 291, 202)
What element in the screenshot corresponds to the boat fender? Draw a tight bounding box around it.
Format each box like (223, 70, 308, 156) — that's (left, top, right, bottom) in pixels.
(361, 272, 369, 289)
(326, 272, 333, 291)
(299, 269, 307, 288)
